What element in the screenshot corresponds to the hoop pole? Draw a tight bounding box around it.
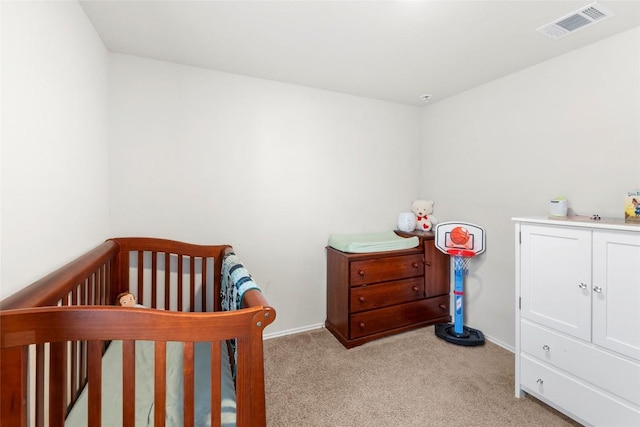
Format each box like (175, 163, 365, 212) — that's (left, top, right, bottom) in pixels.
(453, 255, 465, 335)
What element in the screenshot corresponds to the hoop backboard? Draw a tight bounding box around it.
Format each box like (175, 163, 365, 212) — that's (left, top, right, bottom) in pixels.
(434, 221, 486, 256)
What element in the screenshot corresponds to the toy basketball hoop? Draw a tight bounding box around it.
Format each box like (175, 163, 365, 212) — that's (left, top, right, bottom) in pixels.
(434, 222, 486, 346)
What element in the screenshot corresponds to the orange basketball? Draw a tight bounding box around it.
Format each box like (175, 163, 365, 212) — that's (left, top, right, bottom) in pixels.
(450, 226, 470, 245)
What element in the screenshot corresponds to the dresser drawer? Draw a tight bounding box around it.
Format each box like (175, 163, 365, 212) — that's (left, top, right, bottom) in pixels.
(350, 254, 423, 286)
(349, 295, 448, 339)
(521, 320, 640, 405)
(350, 277, 424, 313)
(520, 355, 640, 427)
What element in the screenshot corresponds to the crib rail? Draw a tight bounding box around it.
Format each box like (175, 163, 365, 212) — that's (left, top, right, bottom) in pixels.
(0, 241, 119, 426)
(0, 305, 270, 427)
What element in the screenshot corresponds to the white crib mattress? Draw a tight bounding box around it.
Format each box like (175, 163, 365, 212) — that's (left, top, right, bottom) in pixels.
(65, 340, 236, 427)
(328, 230, 419, 253)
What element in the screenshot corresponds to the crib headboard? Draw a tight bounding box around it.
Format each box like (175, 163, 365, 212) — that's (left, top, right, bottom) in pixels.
(0, 237, 261, 426)
(110, 237, 230, 311)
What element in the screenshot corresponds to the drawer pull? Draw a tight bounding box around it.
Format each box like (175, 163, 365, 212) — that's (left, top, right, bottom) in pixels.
(578, 282, 587, 289)
(542, 345, 550, 352)
(593, 286, 603, 293)
(536, 378, 544, 385)
(358, 296, 366, 303)
(439, 304, 447, 310)
(359, 322, 366, 329)
(425, 261, 431, 266)
(412, 286, 419, 292)
(411, 262, 419, 268)
(358, 270, 365, 277)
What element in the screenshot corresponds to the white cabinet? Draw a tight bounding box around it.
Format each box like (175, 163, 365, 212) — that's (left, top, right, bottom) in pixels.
(514, 217, 640, 427)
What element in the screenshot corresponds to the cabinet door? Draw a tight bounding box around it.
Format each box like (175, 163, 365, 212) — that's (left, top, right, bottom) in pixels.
(424, 240, 450, 297)
(520, 224, 591, 340)
(592, 230, 640, 360)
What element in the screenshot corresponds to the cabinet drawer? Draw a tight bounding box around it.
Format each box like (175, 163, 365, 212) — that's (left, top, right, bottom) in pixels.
(350, 254, 423, 286)
(520, 355, 640, 427)
(349, 295, 448, 339)
(350, 278, 424, 313)
(520, 320, 640, 406)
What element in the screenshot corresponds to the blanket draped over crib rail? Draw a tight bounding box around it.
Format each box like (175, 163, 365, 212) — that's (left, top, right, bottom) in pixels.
(221, 251, 262, 374)
(221, 251, 261, 312)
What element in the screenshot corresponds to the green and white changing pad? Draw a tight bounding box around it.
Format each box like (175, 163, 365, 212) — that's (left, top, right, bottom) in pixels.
(328, 231, 419, 253)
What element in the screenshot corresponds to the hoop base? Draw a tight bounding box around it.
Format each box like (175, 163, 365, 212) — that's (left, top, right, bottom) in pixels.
(435, 323, 485, 346)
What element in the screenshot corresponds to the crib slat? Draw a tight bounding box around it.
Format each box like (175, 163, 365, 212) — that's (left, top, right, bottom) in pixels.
(190, 257, 195, 312)
(137, 251, 144, 305)
(96, 270, 102, 305)
(93, 271, 100, 305)
(235, 336, 252, 425)
(88, 273, 94, 305)
(70, 340, 78, 407)
(100, 264, 107, 305)
(152, 251, 158, 307)
(154, 341, 167, 427)
(178, 254, 184, 311)
(165, 253, 171, 310)
(122, 340, 136, 427)
(201, 258, 207, 312)
(35, 344, 45, 427)
(80, 340, 87, 401)
(49, 341, 66, 425)
(210, 341, 222, 427)
(92, 271, 98, 305)
(87, 340, 103, 427)
(183, 342, 195, 427)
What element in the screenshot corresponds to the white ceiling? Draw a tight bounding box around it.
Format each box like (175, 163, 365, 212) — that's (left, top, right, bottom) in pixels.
(79, 0, 640, 106)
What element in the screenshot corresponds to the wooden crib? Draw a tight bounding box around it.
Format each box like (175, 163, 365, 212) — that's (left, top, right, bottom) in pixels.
(0, 237, 276, 427)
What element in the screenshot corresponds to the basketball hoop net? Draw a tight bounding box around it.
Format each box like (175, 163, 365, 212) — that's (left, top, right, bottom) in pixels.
(446, 249, 475, 276)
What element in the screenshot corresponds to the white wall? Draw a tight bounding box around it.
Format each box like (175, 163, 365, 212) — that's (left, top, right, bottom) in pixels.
(420, 27, 640, 348)
(3, 1, 637, 347)
(0, 1, 110, 299)
(108, 54, 423, 335)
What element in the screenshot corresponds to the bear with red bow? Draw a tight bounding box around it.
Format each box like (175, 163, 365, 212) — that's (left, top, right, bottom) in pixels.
(411, 199, 438, 231)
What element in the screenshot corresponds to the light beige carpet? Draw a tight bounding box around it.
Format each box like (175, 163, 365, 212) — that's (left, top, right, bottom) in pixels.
(264, 326, 580, 426)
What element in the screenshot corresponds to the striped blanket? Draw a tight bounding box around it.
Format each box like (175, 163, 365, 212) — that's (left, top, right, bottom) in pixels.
(221, 251, 261, 311)
(221, 251, 262, 377)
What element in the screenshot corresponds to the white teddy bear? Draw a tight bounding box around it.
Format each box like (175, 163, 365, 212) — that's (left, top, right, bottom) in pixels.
(411, 199, 438, 231)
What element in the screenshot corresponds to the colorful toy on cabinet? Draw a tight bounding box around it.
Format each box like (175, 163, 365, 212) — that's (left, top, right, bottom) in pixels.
(411, 199, 438, 231)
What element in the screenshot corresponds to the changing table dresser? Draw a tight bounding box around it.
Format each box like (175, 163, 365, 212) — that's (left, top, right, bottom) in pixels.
(514, 217, 640, 426)
(326, 231, 450, 348)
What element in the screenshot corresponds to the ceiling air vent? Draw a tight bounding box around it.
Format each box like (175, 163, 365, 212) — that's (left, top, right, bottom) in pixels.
(536, 2, 614, 40)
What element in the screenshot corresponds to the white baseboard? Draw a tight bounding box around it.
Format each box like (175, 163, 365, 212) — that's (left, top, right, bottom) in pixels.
(484, 333, 515, 353)
(264, 322, 515, 353)
(264, 323, 325, 340)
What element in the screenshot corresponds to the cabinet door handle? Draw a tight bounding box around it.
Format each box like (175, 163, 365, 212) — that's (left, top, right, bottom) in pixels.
(542, 345, 550, 352)
(578, 282, 587, 289)
(593, 286, 603, 293)
(358, 270, 365, 277)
